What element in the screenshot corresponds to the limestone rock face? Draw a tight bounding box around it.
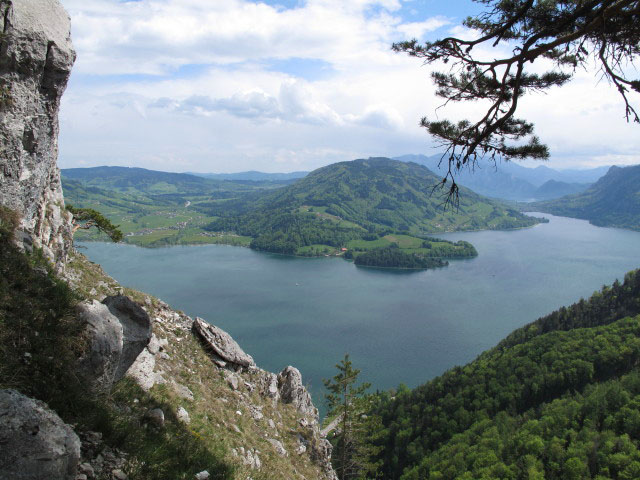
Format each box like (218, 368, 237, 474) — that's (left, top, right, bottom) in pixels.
(193, 316, 255, 369)
(0, 389, 80, 480)
(0, 0, 75, 266)
(277, 366, 318, 419)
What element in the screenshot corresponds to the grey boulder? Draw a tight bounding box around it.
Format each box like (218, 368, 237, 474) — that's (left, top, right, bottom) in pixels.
(76, 300, 123, 392)
(0, 389, 80, 480)
(76, 296, 152, 392)
(103, 295, 153, 380)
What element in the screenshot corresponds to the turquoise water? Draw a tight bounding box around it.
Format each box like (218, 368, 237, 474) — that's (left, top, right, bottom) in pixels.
(79, 214, 640, 412)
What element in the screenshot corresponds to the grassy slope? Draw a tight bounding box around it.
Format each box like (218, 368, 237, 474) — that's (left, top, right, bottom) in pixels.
(529, 165, 640, 231)
(62, 177, 252, 248)
(0, 208, 332, 479)
(206, 158, 541, 235)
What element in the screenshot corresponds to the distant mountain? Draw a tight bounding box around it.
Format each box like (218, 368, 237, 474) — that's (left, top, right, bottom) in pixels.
(530, 164, 640, 230)
(203, 157, 542, 255)
(62, 177, 166, 210)
(396, 154, 538, 200)
(395, 154, 608, 201)
(189, 170, 308, 183)
(61, 166, 282, 199)
(62, 166, 230, 196)
(509, 163, 610, 186)
(532, 180, 591, 201)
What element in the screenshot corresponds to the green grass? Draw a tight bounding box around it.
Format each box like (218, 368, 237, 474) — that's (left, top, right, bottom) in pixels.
(382, 234, 423, 248)
(296, 244, 336, 255)
(128, 230, 179, 244)
(0, 208, 236, 479)
(346, 237, 392, 250)
(68, 249, 337, 480)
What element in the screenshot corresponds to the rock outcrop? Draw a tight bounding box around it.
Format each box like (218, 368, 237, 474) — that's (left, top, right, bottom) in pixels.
(0, 389, 81, 480)
(193, 316, 255, 369)
(0, 0, 75, 266)
(278, 365, 319, 419)
(76, 296, 152, 392)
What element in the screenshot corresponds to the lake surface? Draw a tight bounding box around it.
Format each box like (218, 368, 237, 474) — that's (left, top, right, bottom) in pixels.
(80, 214, 640, 414)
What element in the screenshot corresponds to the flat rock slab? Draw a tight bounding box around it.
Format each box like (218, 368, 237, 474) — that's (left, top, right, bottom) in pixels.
(193, 317, 255, 368)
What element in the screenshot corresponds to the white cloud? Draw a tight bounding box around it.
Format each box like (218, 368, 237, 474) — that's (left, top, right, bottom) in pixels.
(57, 0, 640, 173)
(61, 0, 413, 75)
(396, 17, 450, 39)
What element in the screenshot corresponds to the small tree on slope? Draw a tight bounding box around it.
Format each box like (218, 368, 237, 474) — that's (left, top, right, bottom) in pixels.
(67, 205, 123, 243)
(324, 354, 383, 479)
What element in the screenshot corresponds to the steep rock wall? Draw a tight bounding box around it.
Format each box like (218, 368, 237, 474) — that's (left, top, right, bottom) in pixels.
(0, 0, 75, 265)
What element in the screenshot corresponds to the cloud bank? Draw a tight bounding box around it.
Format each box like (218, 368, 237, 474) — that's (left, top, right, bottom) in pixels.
(58, 0, 639, 173)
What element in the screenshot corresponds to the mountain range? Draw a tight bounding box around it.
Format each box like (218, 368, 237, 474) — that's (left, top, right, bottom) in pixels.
(62, 158, 544, 255)
(61, 166, 283, 199)
(395, 154, 609, 201)
(530, 164, 640, 230)
(187, 170, 308, 184)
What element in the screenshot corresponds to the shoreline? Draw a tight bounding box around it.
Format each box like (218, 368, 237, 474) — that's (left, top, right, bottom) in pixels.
(77, 218, 545, 251)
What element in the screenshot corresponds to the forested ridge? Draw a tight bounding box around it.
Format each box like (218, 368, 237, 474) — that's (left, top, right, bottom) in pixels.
(204, 158, 541, 257)
(366, 269, 640, 479)
(353, 245, 449, 270)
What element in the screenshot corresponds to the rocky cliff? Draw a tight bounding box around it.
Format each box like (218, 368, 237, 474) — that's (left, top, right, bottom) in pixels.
(0, 0, 75, 266)
(62, 258, 338, 480)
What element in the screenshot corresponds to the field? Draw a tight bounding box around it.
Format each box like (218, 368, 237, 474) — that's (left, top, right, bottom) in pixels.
(64, 175, 258, 248)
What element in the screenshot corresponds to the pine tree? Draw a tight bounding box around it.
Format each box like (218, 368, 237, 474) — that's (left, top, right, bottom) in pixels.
(323, 354, 383, 479)
(67, 205, 123, 242)
(394, 0, 640, 203)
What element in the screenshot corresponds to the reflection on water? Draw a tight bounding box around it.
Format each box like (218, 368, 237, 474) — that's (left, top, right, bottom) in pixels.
(80, 213, 640, 414)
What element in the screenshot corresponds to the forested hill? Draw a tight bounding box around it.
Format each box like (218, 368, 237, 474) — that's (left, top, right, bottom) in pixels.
(530, 164, 640, 230)
(204, 157, 540, 238)
(369, 269, 640, 479)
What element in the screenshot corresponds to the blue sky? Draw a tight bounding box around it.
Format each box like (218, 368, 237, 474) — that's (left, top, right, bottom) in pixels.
(58, 0, 639, 173)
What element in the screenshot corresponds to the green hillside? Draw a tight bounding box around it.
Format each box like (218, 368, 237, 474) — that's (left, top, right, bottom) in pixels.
(61, 177, 251, 248)
(366, 269, 640, 479)
(530, 165, 640, 230)
(60, 167, 294, 247)
(61, 166, 284, 200)
(203, 158, 542, 257)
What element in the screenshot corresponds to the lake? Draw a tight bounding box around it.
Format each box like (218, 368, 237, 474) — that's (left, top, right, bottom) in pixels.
(79, 213, 640, 414)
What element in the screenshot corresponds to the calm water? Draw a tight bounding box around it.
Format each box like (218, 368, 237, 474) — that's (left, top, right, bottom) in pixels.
(80, 214, 640, 412)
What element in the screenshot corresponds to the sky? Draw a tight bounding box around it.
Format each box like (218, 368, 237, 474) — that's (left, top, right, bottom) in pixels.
(58, 0, 640, 173)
